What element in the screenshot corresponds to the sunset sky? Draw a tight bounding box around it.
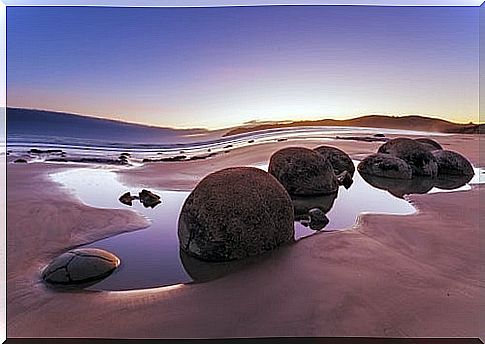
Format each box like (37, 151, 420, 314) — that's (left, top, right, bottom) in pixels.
(7, 5, 479, 129)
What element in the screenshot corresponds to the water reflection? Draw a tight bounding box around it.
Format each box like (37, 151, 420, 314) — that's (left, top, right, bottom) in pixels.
(292, 192, 338, 230)
(360, 172, 473, 199)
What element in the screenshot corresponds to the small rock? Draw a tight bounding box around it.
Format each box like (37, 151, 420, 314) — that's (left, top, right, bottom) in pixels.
(14, 159, 27, 163)
(373, 133, 386, 138)
(308, 208, 330, 230)
(139, 189, 161, 208)
(336, 170, 354, 189)
(119, 192, 136, 206)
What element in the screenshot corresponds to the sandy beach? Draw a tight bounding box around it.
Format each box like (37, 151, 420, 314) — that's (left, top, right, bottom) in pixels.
(6, 133, 484, 338)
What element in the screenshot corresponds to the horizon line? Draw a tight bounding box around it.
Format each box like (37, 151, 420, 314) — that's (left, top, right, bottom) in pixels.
(5, 106, 481, 132)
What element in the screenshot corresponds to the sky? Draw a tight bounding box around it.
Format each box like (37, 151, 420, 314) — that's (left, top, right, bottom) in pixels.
(6, 5, 479, 129)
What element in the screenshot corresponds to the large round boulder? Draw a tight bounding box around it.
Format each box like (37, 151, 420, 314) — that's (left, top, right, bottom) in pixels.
(178, 167, 294, 261)
(357, 153, 413, 179)
(42, 248, 120, 287)
(313, 145, 355, 176)
(415, 138, 443, 151)
(268, 147, 339, 196)
(377, 138, 438, 177)
(432, 150, 474, 176)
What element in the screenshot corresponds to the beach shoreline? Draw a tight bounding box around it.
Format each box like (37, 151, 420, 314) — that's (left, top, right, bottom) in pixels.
(6, 134, 483, 338)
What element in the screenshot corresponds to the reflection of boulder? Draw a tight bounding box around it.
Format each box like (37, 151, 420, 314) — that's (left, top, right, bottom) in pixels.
(178, 167, 294, 261)
(432, 150, 474, 176)
(434, 174, 472, 190)
(42, 248, 120, 288)
(360, 173, 434, 199)
(180, 250, 268, 283)
(415, 138, 443, 151)
(357, 153, 412, 179)
(269, 147, 338, 196)
(291, 193, 337, 231)
(377, 138, 438, 177)
(314, 145, 355, 176)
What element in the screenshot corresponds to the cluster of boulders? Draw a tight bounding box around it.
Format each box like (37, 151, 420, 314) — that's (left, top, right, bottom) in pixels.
(178, 145, 354, 262)
(119, 189, 161, 208)
(357, 137, 474, 198)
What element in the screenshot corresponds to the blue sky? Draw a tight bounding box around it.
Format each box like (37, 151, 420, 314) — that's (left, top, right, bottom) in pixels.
(7, 5, 479, 128)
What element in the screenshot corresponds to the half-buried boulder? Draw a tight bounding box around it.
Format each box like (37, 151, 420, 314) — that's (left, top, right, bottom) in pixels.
(377, 137, 438, 177)
(42, 248, 120, 287)
(432, 150, 474, 176)
(269, 147, 338, 196)
(313, 145, 355, 176)
(178, 167, 294, 261)
(415, 138, 443, 151)
(357, 153, 413, 179)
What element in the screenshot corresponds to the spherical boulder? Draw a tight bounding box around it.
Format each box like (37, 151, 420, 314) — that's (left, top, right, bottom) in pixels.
(178, 167, 294, 261)
(268, 147, 339, 196)
(357, 153, 413, 179)
(415, 138, 443, 151)
(432, 150, 474, 176)
(377, 137, 438, 177)
(313, 145, 355, 176)
(42, 248, 120, 287)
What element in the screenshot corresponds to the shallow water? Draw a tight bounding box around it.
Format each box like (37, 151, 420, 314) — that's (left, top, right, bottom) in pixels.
(49, 159, 482, 291)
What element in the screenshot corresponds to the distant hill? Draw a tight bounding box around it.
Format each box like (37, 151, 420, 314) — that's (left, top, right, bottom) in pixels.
(7, 108, 211, 144)
(223, 115, 483, 137)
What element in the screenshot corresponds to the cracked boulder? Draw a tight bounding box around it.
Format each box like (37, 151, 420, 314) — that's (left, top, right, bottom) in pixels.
(42, 248, 120, 287)
(269, 147, 339, 196)
(313, 145, 355, 176)
(178, 167, 294, 261)
(377, 137, 438, 177)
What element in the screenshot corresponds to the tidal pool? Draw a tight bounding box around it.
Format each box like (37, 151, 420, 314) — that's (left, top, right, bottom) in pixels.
(50, 162, 481, 291)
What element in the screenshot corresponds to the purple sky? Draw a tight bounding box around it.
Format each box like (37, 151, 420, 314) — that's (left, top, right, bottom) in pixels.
(7, 5, 479, 129)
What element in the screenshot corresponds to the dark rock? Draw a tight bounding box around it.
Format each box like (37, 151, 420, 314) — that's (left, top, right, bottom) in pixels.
(248, 140, 255, 143)
(308, 208, 330, 230)
(42, 248, 120, 287)
(269, 147, 339, 196)
(357, 153, 413, 179)
(432, 150, 474, 176)
(377, 138, 438, 177)
(336, 170, 354, 189)
(178, 167, 294, 261)
(415, 138, 443, 151)
(139, 189, 161, 208)
(119, 192, 136, 206)
(160, 155, 186, 162)
(14, 159, 27, 163)
(277, 138, 288, 142)
(30, 148, 63, 154)
(360, 173, 435, 199)
(373, 133, 386, 138)
(224, 144, 233, 149)
(314, 145, 355, 176)
(120, 152, 131, 157)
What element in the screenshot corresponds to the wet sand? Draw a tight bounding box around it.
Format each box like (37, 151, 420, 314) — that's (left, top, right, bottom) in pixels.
(6, 134, 484, 338)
